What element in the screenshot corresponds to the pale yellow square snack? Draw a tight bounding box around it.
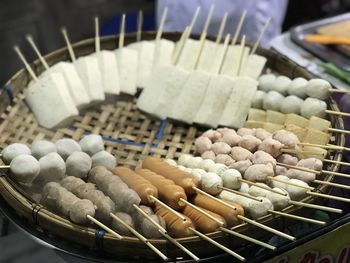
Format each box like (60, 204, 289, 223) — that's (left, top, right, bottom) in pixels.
(245, 120, 264, 128)
(264, 122, 284, 132)
(298, 146, 328, 160)
(308, 116, 331, 133)
(284, 113, 309, 127)
(266, 110, 286, 124)
(285, 124, 307, 141)
(303, 128, 331, 145)
(248, 109, 266, 122)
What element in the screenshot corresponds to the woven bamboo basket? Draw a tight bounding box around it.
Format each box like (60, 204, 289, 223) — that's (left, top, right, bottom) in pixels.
(0, 32, 345, 261)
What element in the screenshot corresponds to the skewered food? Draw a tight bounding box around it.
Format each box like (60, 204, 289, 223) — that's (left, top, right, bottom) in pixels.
(221, 169, 242, 189)
(305, 79, 331, 100)
(194, 136, 212, 154)
(271, 76, 291, 95)
(111, 212, 135, 235)
(244, 163, 274, 182)
(200, 172, 223, 195)
(258, 74, 276, 92)
(115, 47, 138, 95)
(91, 151, 116, 170)
(10, 155, 40, 184)
(280, 95, 304, 114)
(55, 138, 81, 160)
(35, 152, 66, 185)
(65, 152, 92, 178)
(79, 134, 104, 156)
(211, 142, 231, 155)
(2, 143, 31, 164)
(252, 90, 266, 108)
(31, 140, 57, 160)
(230, 146, 253, 161)
(300, 98, 327, 119)
(251, 151, 276, 167)
(238, 135, 261, 152)
(287, 77, 308, 99)
(263, 91, 284, 111)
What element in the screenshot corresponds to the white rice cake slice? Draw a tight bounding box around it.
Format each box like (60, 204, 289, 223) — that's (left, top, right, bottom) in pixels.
(194, 74, 235, 127)
(41, 61, 90, 109)
(74, 56, 105, 103)
(92, 50, 120, 96)
(242, 54, 267, 79)
(247, 108, 266, 122)
(153, 39, 175, 66)
(169, 70, 211, 124)
(219, 76, 258, 128)
(115, 47, 138, 95)
(266, 110, 286, 124)
(197, 40, 218, 73)
(176, 38, 199, 70)
(221, 45, 250, 76)
(128, 41, 155, 89)
(308, 116, 331, 132)
(25, 73, 78, 129)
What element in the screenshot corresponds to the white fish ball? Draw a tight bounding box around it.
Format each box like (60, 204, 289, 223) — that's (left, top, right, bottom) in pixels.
(300, 98, 327, 119)
(31, 140, 57, 160)
(280, 95, 304, 114)
(91, 151, 116, 170)
(10, 155, 40, 184)
(306, 79, 331, 100)
(258, 74, 276, 92)
(251, 90, 266, 109)
(287, 77, 308, 98)
(56, 138, 81, 160)
(221, 169, 242, 189)
(263, 91, 284, 111)
(66, 151, 92, 178)
(2, 143, 31, 164)
(79, 134, 104, 156)
(201, 172, 223, 195)
(271, 76, 291, 95)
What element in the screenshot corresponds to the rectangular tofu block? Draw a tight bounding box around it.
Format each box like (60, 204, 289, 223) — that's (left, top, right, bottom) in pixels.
(308, 116, 331, 133)
(241, 54, 267, 80)
(194, 75, 235, 127)
(115, 47, 138, 95)
(245, 120, 265, 128)
(74, 56, 105, 103)
(266, 110, 286, 124)
(153, 39, 175, 66)
(128, 41, 155, 89)
(221, 45, 250, 77)
(169, 70, 211, 124)
(299, 146, 328, 160)
(41, 61, 90, 109)
(302, 128, 331, 145)
(264, 122, 284, 133)
(25, 73, 78, 129)
(196, 40, 218, 73)
(219, 76, 258, 128)
(176, 38, 199, 70)
(284, 113, 309, 127)
(285, 124, 307, 141)
(93, 50, 120, 96)
(248, 108, 266, 122)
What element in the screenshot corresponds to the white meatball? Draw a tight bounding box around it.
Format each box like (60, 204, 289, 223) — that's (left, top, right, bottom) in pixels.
(272, 130, 300, 149)
(277, 154, 298, 166)
(184, 168, 193, 174)
(31, 140, 57, 160)
(258, 74, 276, 92)
(36, 152, 66, 185)
(252, 90, 266, 109)
(10, 155, 40, 184)
(178, 154, 192, 166)
(176, 165, 186, 171)
(214, 154, 235, 166)
(211, 142, 231, 155)
(55, 138, 81, 160)
(208, 163, 227, 175)
(201, 151, 216, 160)
(286, 179, 309, 200)
(255, 128, 271, 141)
(280, 95, 304, 114)
(244, 163, 274, 182)
(275, 165, 288, 175)
(287, 77, 308, 98)
(218, 190, 251, 210)
(190, 168, 206, 182)
(300, 98, 327, 119)
(269, 175, 289, 189)
(228, 160, 252, 174)
(202, 129, 222, 142)
(238, 135, 262, 152)
(286, 169, 316, 183)
(2, 143, 31, 164)
(66, 152, 92, 178)
(297, 158, 323, 171)
(271, 76, 291, 95)
(91, 151, 116, 170)
(248, 183, 270, 197)
(218, 133, 241, 147)
(195, 137, 212, 154)
(251, 151, 276, 167)
(198, 159, 215, 171)
(186, 156, 203, 168)
(306, 79, 331, 100)
(263, 91, 284, 111)
(248, 197, 274, 219)
(164, 159, 177, 166)
(221, 169, 242, 189)
(79, 134, 104, 156)
(266, 188, 290, 210)
(237, 128, 256, 137)
(239, 182, 250, 193)
(200, 172, 223, 195)
(231, 146, 253, 161)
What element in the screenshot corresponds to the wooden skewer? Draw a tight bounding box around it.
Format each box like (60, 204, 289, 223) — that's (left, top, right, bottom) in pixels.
(86, 215, 123, 240)
(235, 35, 246, 76)
(61, 27, 76, 62)
(148, 195, 186, 221)
(201, 4, 215, 38)
(297, 142, 350, 152)
(268, 210, 326, 225)
(13, 46, 38, 81)
(95, 17, 100, 53)
(109, 213, 168, 261)
(136, 10, 143, 42)
(179, 198, 224, 226)
(314, 179, 350, 190)
(172, 26, 190, 65)
(329, 88, 350, 93)
(267, 176, 314, 190)
(324, 158, 350, 167)
(325, 110, 350, 117)
(239, 178, 287, 196)
(193, 186, 237, 211)
(26, 35, 49, 70)
(156, 7, 168, 42)
(188, 6, 201, 35)
(0, 165, 10, 169)
(220, 227, 276, 251)
(119, 14, 126, 49)
(328, 127, 350, 135)
(231, 10, 247, 46)
(217, 186, 262, 202)
(307, 191, 350, 203)
(237, 215, 295, 241)
(189, 227, 245, 262)
(215, 12, 228, 44)
(133, 204, 200, 261)
(216, 34, 231, 74)
(251, 17, 271, 55)
(289, 200, 342, 214)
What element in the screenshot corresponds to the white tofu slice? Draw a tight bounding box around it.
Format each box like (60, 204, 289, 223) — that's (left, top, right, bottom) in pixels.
(25, 73, 78, 129)
(176, 38, 199, 70)
(219, 76, 258, 128)
(92, 50, 120, 96)
(40, 61, 90, 109)
(168, 70, 211, 124)
(128, 41, 155, 89)
(221, 45, 250, 77)
(73, 56, 105, 103)
(115, 47, 138, 95)
(153, 39, 175, 66)
(197, 40, 218, 73)
(194, 75, 235, 127)
(242, 54, 267, 79)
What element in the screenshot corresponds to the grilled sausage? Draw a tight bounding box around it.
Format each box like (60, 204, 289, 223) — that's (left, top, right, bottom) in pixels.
(142, 157, 199, 195)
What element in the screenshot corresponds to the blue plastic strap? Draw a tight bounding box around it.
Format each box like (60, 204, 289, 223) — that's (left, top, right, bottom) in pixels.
(94, 229, 105, 250)
(2, 84, 14, 101)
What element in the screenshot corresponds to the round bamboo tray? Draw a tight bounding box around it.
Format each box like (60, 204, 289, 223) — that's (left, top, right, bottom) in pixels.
(0, 32, 345, 261)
